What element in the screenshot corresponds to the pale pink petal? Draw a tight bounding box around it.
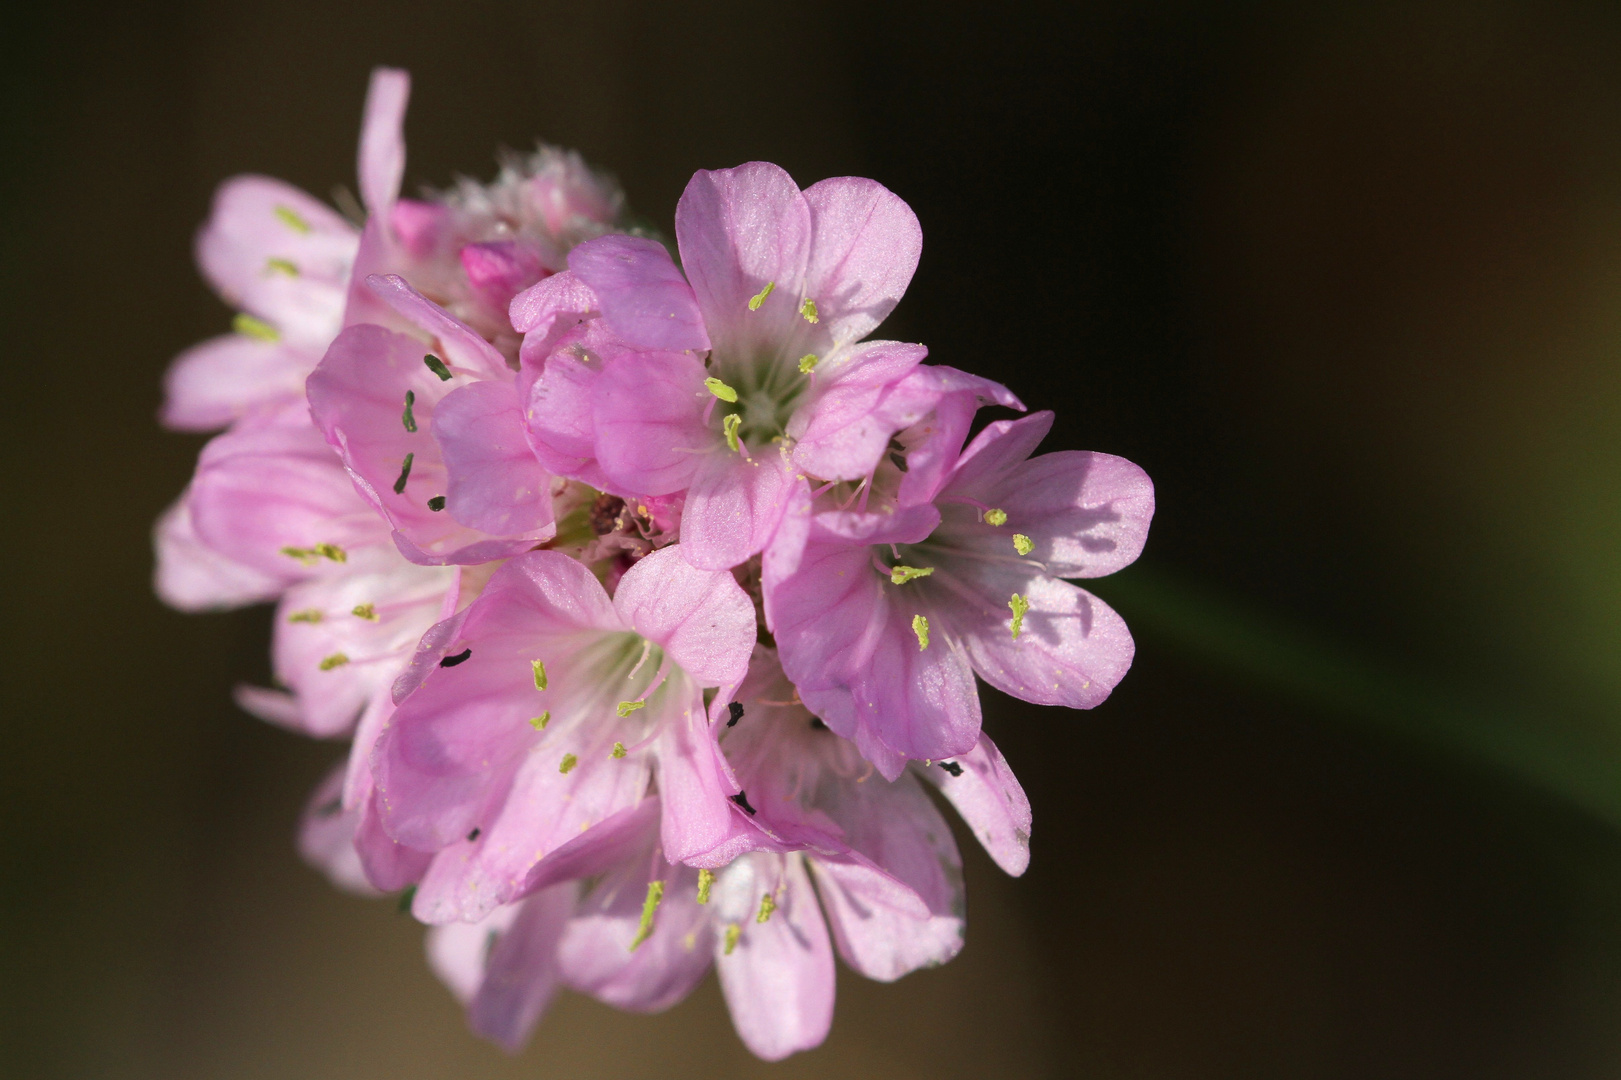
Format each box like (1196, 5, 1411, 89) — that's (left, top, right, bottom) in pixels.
(151, 494, 283, 611)
(232, 685, 304, 729)
(160, 334, 313, 431)
(992, 450, 1155, 578)
(611, 546, 755, 686)
(432, 380, 555, 538)
(914, 734, 1032, 876)
(468, 884, 575, 1053)
(358, 67, 410, 216)
(591, 349, 710, 495)
(786, 341, 931, 481)
(801, 176, 921, 347)
(714, 854, 834, 1061)
(296, 764, 379, 896)
(567, 235, 710, 352)
(674, 162, 812, 356)
(678, 448, 794, 571)
(426, 904, 520, 1005)
(810, 857, 963, 982)
(366, 274, 510, 381)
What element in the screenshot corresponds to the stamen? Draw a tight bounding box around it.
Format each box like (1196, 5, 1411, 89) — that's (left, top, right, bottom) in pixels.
(889, 565, 935, 585)
(984, 508, 1008, 526)
(351, 603, 378, 621)
(697, 868, 715, 904)
(911, 614, 930, 650)
(392, 453, 414, 495)
(287, 609, 322, 623)
(466, 828, 481, 842)
(1013, 533, 1034, 556)
(440, 648, 472, 667)
(616, 700, 646, 718)
(532, 659, 548, 691)
(629, 880, 664, 950)
(265, 257, 299, 277)
(809, 717, 828, 731)
(723, 923, 741, 955)
(799, 298, 819, 323)
(318, 653, 350, 671)
(747, 281, 776, 310)
(401, 390, 417, 433)
(723, 412, 743, 453)
(423, 353, 453, 381)
(798, 353, 819, 373)
(726, 701, 744, 727)
(427, 496, 446, 512)
(314, 543, 346, 562)
(611, 741, 627, 758)
(559, 753, 578, 774)
(756, 892, 777, 923)
(729, 790, 757, 815)
(233, 313, 280, 343)
(273, 204, 311, 233)
(1008, 593, 1029, 640)
(529, 712, 550, 730)
(279, 546, 317, 564)
(703, 377, 738, 403)
(889, 451, 909, 473)
(938, 760, 964, 777)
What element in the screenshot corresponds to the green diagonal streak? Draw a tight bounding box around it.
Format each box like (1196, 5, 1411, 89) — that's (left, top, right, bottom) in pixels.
(1096, 567, 1621, 829)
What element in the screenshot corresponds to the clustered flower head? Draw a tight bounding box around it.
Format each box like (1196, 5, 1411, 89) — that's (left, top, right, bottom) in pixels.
(156, 68, 1154, 1060)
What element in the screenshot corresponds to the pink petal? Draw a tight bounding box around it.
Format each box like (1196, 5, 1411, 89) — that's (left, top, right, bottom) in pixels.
(914, 734, 1032, 876)
(358, 67, 410, 216)
(654, 673, 744, 864)
(945, 410, 1055, 496)
(519, 343, 609, 484)
(513, 270, 600, 364)
(366, 274, 510, 381)
(151, 494, 283, 611)
(160, 333, 313, 432)
(611, 546, 755, 686)
(787, 341, 931, 481)
(567, 235, 710, 352)
(432, 380, 555, 538)
(468, 884, 575, 1053)
(801, 176, 922, 347)
(296, 764, 379, 896)
(353, 791, 432, 892)
(993, 450, 1155, 578)
(674, 162, 812, 357)
(520, 797, 661, 893)
(810, 857, 963, 982)
(714, 854, 834, 1061)
(426, 904, 520, 1005)
(460, 240, 547, 319)
(591, 349, 710, 496)
(677, 448, 794, 571)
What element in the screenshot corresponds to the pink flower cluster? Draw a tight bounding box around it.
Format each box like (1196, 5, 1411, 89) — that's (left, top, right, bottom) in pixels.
(156, 69, 1154, 1060)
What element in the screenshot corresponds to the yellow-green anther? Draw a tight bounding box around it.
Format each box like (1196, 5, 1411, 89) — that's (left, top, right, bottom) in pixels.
(423, 353, 453, 381)
(265, 257, 299, 277)
(723, 923, 741, 955)
(1008, 593, 1029, 640)
(629, 880, 665, 951)
(532, 659, 547, 691)
(611, 741, 627, 758)
(1013, 533, 1034, 556)
(617, 700, 646, 718)
(799, 298, 819, 323)
(984, 508, 1008, 526)
(402, 390, 417, 433)
(351, 603, 378, 622)
(912, 614, 930, 651)
(723, 412, 743, 453)
(798, 353, 819, 374)
(233, 313, 280, 342)
(287, 609, 322, 623)
(280, 546, 316, 563)
(889, 565, 935, 585)
(704, 377, 738, 402)
(529, 712, 550, 731)
(559, 753, 578, 774)
(697, 868, 715, 904)
(756, 892, 777, 923)
(747, 281, 776, 310)
(319, 653, 350, 671)
(314, 543, 347, 562)
(274, 204, 311, 233)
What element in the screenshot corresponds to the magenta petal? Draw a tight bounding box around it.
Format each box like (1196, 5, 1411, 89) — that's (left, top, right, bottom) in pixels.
(611, 546, 755, 686)
(152, 494, 283, 611)
(993, 450, 1155, 578)
(567, 235, 710, 352)
(358, 67, 410, 215)
(715, 855, 834, 1061)
(591, 349, 710, 496)
(461, 240, 547, 318)
(432, 380, 555, 538)
(801, 176, 922, 347)
(160, 334, 313, 431)
(810, 857, 963, 982)
(675, 162, 812, 355)
(916, 734, 1032, 876)
(468, 884, 575, 1053)
(787, 341, 931, 481)
(678, 448, 793, 571)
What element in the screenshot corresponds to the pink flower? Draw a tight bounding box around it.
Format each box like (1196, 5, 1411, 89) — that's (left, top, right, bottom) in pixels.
(519, 162, 1012, 570)
(369, 545, 756, 924)
(764, 404, 1155, 774)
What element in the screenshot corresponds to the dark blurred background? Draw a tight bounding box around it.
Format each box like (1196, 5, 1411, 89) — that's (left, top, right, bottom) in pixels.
(7, 1, 1621, 1076)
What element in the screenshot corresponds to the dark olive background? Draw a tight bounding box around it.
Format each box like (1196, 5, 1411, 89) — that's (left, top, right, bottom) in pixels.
(7, 1, 1621, 1076)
